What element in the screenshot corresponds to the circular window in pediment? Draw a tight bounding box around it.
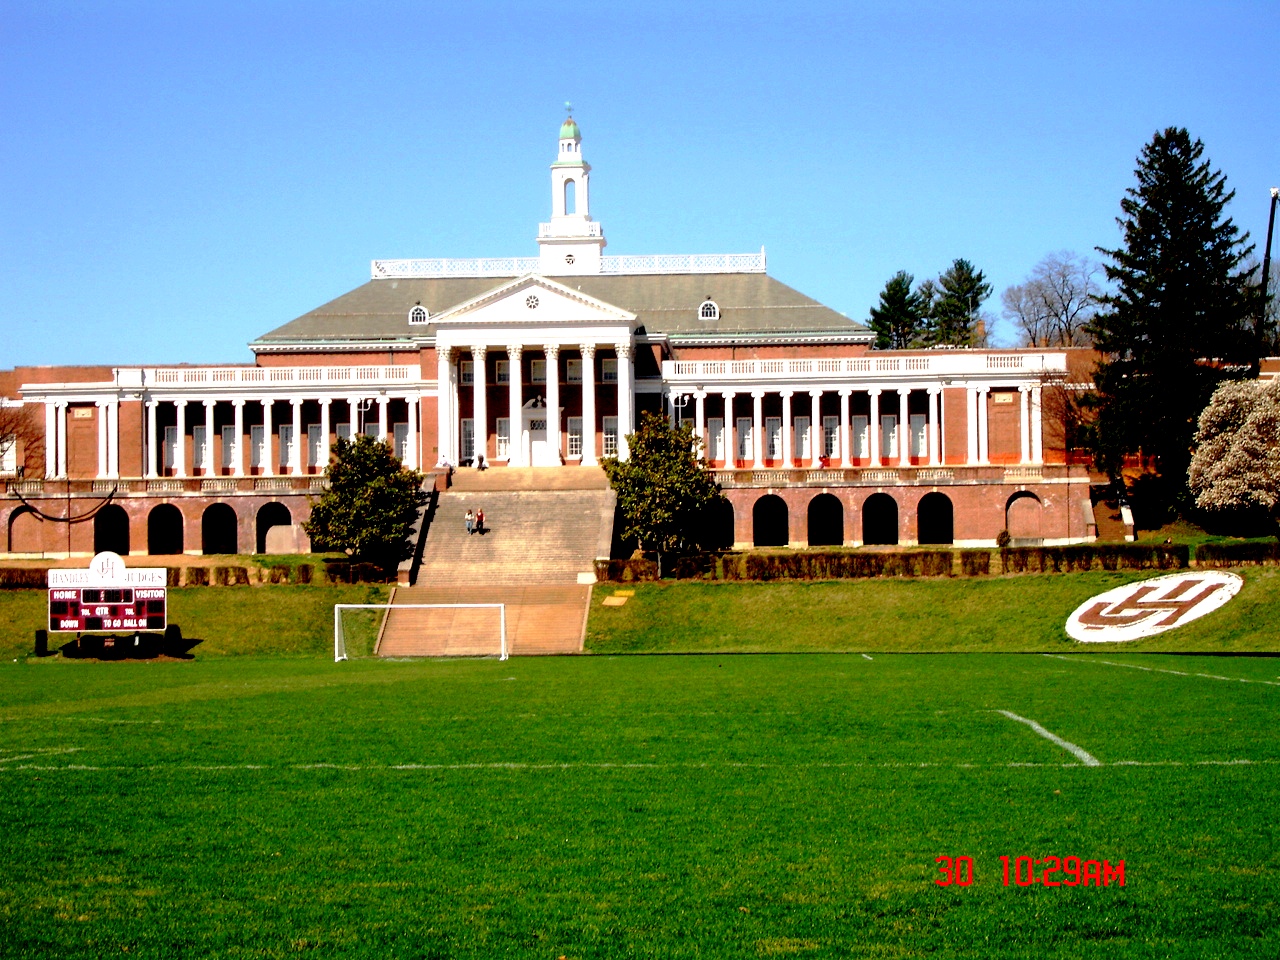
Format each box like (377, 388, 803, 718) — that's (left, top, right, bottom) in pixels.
(526, 295, 540, 309)
(564, 254, 575, 265)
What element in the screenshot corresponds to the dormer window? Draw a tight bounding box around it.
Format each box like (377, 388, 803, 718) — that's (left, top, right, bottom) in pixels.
(408, 305, 429, 324)
(699, 299, 720, 321)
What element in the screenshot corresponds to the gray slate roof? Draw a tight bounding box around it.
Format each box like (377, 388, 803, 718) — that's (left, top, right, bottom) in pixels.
(252, 272, 867, 347)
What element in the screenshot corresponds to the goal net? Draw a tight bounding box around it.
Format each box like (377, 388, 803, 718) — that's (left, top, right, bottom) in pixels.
(333, 603, 507, 662)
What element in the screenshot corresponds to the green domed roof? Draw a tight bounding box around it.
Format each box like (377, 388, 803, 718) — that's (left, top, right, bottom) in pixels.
(560, 117, 581, 139)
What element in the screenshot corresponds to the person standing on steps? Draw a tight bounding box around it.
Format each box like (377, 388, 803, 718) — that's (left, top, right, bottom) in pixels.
(464, 508, 475, 536)
(475, 508, 485, 536)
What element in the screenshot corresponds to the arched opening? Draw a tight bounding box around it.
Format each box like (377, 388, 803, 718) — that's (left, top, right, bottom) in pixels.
(1006, 492, 1043, 542)
(917, 492, 954, 545)
(564, 178, 577, 215)
(807, 493, 844, 547)
(8, 507, 41, 553)
(752, 495, 789, 547)
(202, 503, 239, 555)
(93, 504, 130, 555)
(256, 502, 292, 554)
(862, 493, 899, 546)
(698, 497, 735, 551)
(147, 504, 184, 556)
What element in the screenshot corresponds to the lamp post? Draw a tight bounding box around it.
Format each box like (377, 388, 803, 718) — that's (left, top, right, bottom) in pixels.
(1261, 187, 1279, 347)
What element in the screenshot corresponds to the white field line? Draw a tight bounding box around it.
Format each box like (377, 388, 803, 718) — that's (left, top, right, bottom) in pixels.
(862, 654, 874, 661)
(1045, 654, 1280, 686)
(6, 758, 1278, 773)
(996, 710, 1102, 767)
(0, 747, 83, 765)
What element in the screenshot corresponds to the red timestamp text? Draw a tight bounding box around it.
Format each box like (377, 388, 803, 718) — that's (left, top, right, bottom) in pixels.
(935, 856, 1124, 887)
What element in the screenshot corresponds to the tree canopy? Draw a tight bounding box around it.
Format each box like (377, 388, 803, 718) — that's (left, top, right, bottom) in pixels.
(868, 271, 927, 349)
(1001, 251, 1101, 347)
(1090, 127, 1256, 492)
(601, 412, 725, 567)
(929, 259, 992, 346)
(303, 434, 429, 568)
(1188, 378, 1280, 526)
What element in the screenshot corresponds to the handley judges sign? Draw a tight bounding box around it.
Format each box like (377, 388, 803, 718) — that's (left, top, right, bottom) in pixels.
(47, 551, 167, 633)
(1065, 571, 1242, 643)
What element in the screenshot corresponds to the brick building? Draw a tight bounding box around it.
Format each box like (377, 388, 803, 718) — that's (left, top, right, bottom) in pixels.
(0, 115, 1094, 558)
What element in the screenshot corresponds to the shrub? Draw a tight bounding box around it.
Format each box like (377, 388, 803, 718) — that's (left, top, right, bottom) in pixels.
(960, 551, 990, 577)
(213, 566, 251, 586)
(294, 564, 313, 584)
(0, 568, 46, 589)
(184, 567, 209, 587)
(1195, 540, 1280, 567)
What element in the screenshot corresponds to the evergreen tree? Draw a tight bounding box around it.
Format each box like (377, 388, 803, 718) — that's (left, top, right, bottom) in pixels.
(303, 434, 428, 570)
(868, 271, 926, 349)
(1090, 127, 1256, 494)
(926, 259, 991, 346)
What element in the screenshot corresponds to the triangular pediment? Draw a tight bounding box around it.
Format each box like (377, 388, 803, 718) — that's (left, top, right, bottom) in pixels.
(429, 274, 636, 327)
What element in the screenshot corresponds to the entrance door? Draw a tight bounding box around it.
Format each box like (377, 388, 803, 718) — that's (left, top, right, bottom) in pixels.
(529, 417, 556, 466)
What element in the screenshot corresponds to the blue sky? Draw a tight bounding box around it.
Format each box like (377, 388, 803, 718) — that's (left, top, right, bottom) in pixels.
(2, 0, 1276, 366)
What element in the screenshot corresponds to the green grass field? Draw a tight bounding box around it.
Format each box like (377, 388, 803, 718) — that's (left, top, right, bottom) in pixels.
(2, 651, 1278, 958)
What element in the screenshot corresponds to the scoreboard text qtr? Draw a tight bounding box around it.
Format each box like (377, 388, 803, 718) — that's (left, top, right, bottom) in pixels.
(46, 551, 168, 634)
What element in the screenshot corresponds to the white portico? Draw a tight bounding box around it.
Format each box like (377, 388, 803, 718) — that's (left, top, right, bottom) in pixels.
(431, 274, 637, 468)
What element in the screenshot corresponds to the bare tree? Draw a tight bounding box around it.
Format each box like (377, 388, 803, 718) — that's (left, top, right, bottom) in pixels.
(1001, 251, 1102, 347)
(0, 401, 42, 477)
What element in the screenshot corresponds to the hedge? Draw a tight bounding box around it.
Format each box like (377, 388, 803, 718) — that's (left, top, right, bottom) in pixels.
(999, 544, 1188, 573)
(1195, 540, 1280, 567)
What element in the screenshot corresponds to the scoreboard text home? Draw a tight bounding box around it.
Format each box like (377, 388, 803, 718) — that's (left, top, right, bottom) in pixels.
(47, 552, 167, 633)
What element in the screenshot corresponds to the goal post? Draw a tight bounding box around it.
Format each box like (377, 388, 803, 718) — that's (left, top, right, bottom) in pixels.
(333, 603, 507, 662)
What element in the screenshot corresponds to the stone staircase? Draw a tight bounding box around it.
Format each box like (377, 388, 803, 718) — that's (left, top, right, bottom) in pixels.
(378, 467, 615, 656)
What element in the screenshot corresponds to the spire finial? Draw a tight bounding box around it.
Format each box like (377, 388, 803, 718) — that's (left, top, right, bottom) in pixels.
(564, 100, 572, 115)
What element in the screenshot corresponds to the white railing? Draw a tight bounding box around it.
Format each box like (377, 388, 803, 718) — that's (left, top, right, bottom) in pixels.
(663, 352, 1065, 383)
(146, 365, 420, 388)
(370, 250, 766, 279)
(539, 222, 603, 237)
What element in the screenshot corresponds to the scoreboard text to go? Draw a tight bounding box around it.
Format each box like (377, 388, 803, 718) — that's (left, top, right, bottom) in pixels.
(47, 588, 167, 632)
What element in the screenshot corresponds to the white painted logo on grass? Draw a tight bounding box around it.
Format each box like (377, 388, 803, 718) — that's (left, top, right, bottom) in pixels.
(1065, 571, 1242, 643)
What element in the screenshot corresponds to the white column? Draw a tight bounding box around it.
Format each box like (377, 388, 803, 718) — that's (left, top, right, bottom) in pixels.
(261, 399, 274, 477)
(507, 345, 523, 465)
(55, 402, 68, 478)
(348, 396, 360, 441)
(472, 346, 487, 465)
(694, 391, 707, 452)
(752, 391, 765, 468)
(96, 401, 108, 478)
(581, 345, 597, 466)
(966, 387, 979, 465)
(232, 399, 245, 476)
(781, 391, 793, 466)
(615, 343, 633, 460)
(722, 392, 736, 466)
(204, 399, 217, 474)
(376, 396, 389, 444)
(1031, 385, 1044, 464)
(927, 388, 941, 466)
(544, 344, 560, 462)
(839, 389, 852, 468)
(898, 388, 911, 467)
(174, 400, 187, 478)
(404, 396, 418, 469)
(290, 399, 303, 473)
(436, 348, 453, 465)
(146, 400, 159, 478)
(1019, 386, 1031, 464)
(106, 400, 119, 478)
(318, 398, 331, 471)
(977, 387, 990, 464)
(45, 401, 57, 478)
(809, 390, 821, 466)
(869, 389, 881, 468)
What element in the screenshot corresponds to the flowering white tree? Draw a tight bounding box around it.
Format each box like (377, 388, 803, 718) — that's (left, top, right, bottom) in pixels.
(1188, 379, 1280, 519)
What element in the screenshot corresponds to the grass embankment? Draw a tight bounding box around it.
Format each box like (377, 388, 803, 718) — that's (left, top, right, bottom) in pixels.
(1, 653, 1277, 957)
(0, 584, 388, 661)
(586, 567, 1280, 654)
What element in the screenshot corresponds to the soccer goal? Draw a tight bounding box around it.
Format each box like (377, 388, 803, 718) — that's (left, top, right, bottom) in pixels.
(333, 603, 507, 662)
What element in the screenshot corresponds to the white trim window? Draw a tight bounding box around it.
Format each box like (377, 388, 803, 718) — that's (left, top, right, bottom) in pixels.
(496, 417, 511, 459)
(567, 417, 583, 457)
(279, 424, 295, 467)
(0, 433, 17, 475)
(336, 423, 352, 442)
(602, 416, 618, 456)
(393, 423, 409, 461)
(880, 415, 898, 459)
(602, 359, 618, 383)
(822, 416, 839, 458)
(794, 415, 810, 461)
(221, 425, 236, 470)
(163, 426, 178, 470)
(708, 417, 724, 462)
(250, 425, 265, 468)
(307, 424, 322, 468)
(496, 360, 510, 384)
(852, 416, 869, 460)
(765, 417, 782, 459)
(460, 361, 474, 386)
(461, 419, 475, 461)
(699, 299, 720, 320)
(566, 359, 583, 383)
(909, 414, 927, 459)
(192, 424, 208, 470)
(736, 417, 752, 461)
(531, 360, 547, 384)
(408, 305, 429, 324)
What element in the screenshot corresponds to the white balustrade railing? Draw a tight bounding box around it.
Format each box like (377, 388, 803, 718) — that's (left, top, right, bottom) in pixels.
(662, 352, 1065, 384)
(370, 250, 766, 279)
(539, 222, 603, 237)
(145, 365, 420, 389)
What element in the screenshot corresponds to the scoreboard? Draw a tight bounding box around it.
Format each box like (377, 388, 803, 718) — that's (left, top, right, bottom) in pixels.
(47, 551, 168, 634)
(48, 587, 167, 633)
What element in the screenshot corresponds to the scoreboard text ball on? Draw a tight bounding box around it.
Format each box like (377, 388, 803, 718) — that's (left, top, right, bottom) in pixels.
(47, 551, 167, 633)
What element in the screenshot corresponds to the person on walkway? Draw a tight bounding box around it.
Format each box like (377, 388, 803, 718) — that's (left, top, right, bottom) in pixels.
(464, 509, 475, 536)
(475, 508, 485, 536)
